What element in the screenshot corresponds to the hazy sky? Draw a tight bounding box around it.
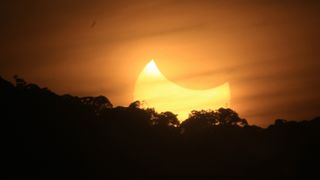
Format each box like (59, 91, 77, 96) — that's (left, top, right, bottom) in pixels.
(1, 0, 320, 126)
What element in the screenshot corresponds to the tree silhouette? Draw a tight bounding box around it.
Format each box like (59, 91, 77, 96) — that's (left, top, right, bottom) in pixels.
(128, 100, 142, 108)
(181, 108, 248, 134)
(1, 75, 320, 179)
(145, 108, 179, 127)
(80, 96, 112, 114)
(156, 111, 180, 127)
(215, 108, 248, 127)
(181, 109, 217, 133)
(13, 75, 27, 88)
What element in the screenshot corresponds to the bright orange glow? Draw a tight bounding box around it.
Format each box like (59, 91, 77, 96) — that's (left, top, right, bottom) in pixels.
(144, 60, 161, 76)
(134, 60, 231, 120)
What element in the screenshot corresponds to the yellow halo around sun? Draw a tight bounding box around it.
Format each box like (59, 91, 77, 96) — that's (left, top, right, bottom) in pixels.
(134, 59, 231, 120)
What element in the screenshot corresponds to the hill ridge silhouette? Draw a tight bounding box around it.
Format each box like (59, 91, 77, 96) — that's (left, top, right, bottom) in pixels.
(1, 76, 320, 179)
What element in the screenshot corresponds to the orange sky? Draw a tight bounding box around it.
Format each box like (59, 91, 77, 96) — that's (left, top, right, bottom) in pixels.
(1, 0, 320, 126)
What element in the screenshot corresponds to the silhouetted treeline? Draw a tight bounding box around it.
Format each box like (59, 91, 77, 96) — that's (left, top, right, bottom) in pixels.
(1, 76, 320, 179)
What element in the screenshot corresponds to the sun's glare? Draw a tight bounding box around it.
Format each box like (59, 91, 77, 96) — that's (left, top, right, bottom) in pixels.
(145, 59, 161, 76)
(134, 59, 231, 121)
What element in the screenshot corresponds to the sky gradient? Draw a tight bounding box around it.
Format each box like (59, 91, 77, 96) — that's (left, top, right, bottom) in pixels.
(1, 0, 320, 126)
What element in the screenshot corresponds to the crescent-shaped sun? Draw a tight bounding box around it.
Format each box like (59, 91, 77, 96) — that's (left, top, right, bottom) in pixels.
(134, 60, 231, 120)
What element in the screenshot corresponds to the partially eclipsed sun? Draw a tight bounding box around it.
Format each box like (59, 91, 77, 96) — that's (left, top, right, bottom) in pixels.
(134, 60, 231, 120)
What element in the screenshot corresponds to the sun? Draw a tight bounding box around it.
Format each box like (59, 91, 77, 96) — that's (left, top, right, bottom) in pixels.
(134, 59, 231, 120)
(144, 59, 160, 76)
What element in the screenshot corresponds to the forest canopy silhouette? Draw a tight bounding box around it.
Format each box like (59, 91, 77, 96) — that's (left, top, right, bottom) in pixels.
(1, 76, 320, 179)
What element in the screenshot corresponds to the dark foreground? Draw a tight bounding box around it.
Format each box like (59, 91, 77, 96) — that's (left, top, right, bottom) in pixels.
(1, 76, 320, 179)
